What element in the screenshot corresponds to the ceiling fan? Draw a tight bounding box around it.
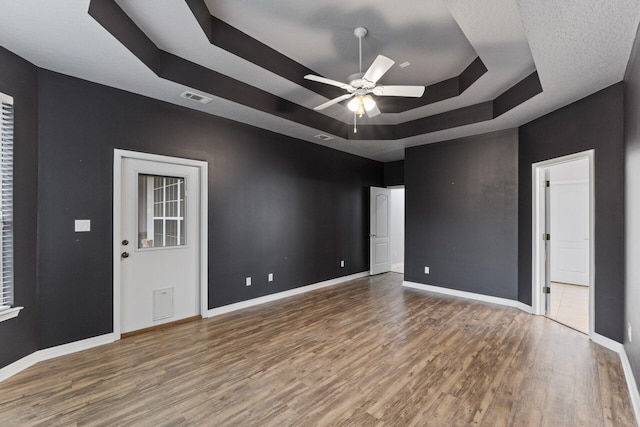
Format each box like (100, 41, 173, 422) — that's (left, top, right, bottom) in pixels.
(305, 27, 425, 128)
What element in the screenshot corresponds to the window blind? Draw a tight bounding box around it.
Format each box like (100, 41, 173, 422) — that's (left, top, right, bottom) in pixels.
(1, 99, 13, 310)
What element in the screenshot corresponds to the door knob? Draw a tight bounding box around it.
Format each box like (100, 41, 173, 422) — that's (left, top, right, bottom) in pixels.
(121, 252, 130, 259)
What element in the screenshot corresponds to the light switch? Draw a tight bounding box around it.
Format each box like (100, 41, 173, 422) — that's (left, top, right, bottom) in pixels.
(75, 219, 91, 232)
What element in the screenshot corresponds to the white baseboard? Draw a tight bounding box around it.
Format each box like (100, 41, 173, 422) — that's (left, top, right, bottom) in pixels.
(0, 333, 114, 383)
(591, 332, 624, 353)
(0, 352, 41, 383)
(402, 280, 638, 423)
(620, 347, 640, 426)
(402, 280, 533, 314)
(1, 273, 368, 382)
(590, 334, 640, 426)
(206, 271, 369, 318)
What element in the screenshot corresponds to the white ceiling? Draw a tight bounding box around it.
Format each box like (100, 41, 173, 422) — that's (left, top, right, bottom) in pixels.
(204, 0, 477, 87)
(0, 0, 639, 162)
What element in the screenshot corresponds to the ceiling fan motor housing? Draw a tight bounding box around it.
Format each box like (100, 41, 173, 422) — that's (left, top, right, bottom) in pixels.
(347, 72, 375, 91)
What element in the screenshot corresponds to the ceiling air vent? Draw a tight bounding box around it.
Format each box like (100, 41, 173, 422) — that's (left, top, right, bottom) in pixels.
(180, 90, 212, 104)
(314, 134, 334, 141)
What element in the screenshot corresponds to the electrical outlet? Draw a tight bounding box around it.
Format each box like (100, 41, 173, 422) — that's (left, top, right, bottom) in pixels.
(424, 266, 430, 274)
(246, 277, 251, 286)
(340, 260, 345, 268)
(629, 323, 633, 343)
(268, 273, 273, 282)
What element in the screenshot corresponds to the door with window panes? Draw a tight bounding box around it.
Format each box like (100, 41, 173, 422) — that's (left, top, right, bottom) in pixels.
(120, 157, 200, 334)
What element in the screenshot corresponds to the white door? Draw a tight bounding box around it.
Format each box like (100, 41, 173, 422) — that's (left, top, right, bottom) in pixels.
(550, 181, 589, 285)
(120, 158, 201, 334)
(370, 187, 391, 275)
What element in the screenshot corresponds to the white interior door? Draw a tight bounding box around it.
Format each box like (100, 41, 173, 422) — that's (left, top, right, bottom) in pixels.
(550, 181, 589, 285)
(370, 187, 391, 275)
(120, 158, 200, 334)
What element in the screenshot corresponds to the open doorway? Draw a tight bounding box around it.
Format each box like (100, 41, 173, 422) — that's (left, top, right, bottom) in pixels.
(390, 187, 405, 274)
(532, 151, 594, 335)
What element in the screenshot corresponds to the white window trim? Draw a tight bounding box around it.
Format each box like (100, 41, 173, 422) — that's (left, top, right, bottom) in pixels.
(0, 306, 22, 322)
(0, 92, 17, 322)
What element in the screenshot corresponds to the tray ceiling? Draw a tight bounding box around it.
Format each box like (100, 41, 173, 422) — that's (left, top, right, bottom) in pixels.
(0, 0, 639, 161)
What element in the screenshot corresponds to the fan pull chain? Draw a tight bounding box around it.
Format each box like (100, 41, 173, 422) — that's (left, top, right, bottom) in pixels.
(354, 112, 357, 133)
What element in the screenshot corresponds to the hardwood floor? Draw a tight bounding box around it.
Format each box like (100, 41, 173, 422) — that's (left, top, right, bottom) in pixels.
(0, 273, 636, 426)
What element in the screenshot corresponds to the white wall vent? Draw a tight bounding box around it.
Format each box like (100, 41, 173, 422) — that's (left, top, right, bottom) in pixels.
(180, 91, 213, 104)
(153, 288, 174, 321)
(314, 134, 334, 141)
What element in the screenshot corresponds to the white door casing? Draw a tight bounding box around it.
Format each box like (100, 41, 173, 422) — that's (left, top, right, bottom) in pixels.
(550, 181, 589, 285)
(544, 168, 551, 315)
(531, 150, 594, 336)
(370, 187, 391, 275)
(113, 150, 208, 338)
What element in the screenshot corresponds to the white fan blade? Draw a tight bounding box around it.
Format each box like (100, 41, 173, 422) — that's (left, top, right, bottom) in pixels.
(373, 85, 425, 97)
(362, 55, 395, 84)
(313, 93, 354, 111)
(304, 74, 355, 91)
(366, 104, 381, 118)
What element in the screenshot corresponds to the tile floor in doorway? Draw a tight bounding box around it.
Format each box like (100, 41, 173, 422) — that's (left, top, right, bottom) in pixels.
(391, 263, 404, 274)
(548, 282, 589, 334)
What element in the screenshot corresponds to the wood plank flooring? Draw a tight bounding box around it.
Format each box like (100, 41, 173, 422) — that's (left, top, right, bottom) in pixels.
(0, 273, 636, 426)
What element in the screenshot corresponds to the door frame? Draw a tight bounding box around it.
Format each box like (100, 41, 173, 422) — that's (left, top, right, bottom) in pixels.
(388, 185, 405, 274)
(113, 149, 208, 339)
(531, 150, 594, 334)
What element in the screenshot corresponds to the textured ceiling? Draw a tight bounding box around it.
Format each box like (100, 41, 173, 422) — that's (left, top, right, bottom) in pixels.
(0, 0, 639, 162)
(203, 0, 477, 87)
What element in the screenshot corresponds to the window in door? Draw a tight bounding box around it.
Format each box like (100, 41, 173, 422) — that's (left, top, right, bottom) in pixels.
(137, 174, 186, 249)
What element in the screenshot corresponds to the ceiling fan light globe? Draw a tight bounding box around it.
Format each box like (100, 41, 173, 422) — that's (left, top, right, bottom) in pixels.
(363, 95, 376, 111)
(356, 102, 366, 116)
(347, 97, 360, 112)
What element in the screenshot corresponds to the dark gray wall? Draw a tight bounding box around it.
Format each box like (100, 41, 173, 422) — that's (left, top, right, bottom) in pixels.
(0, 43, 631, 373)
(519, 83, 625, 341)
(35, 70, 382, 349)
(0, 47, 39, 367)
(405, 129, 519, 299)
(383, 160, 404, 187)
(624, 24, 640, 397)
